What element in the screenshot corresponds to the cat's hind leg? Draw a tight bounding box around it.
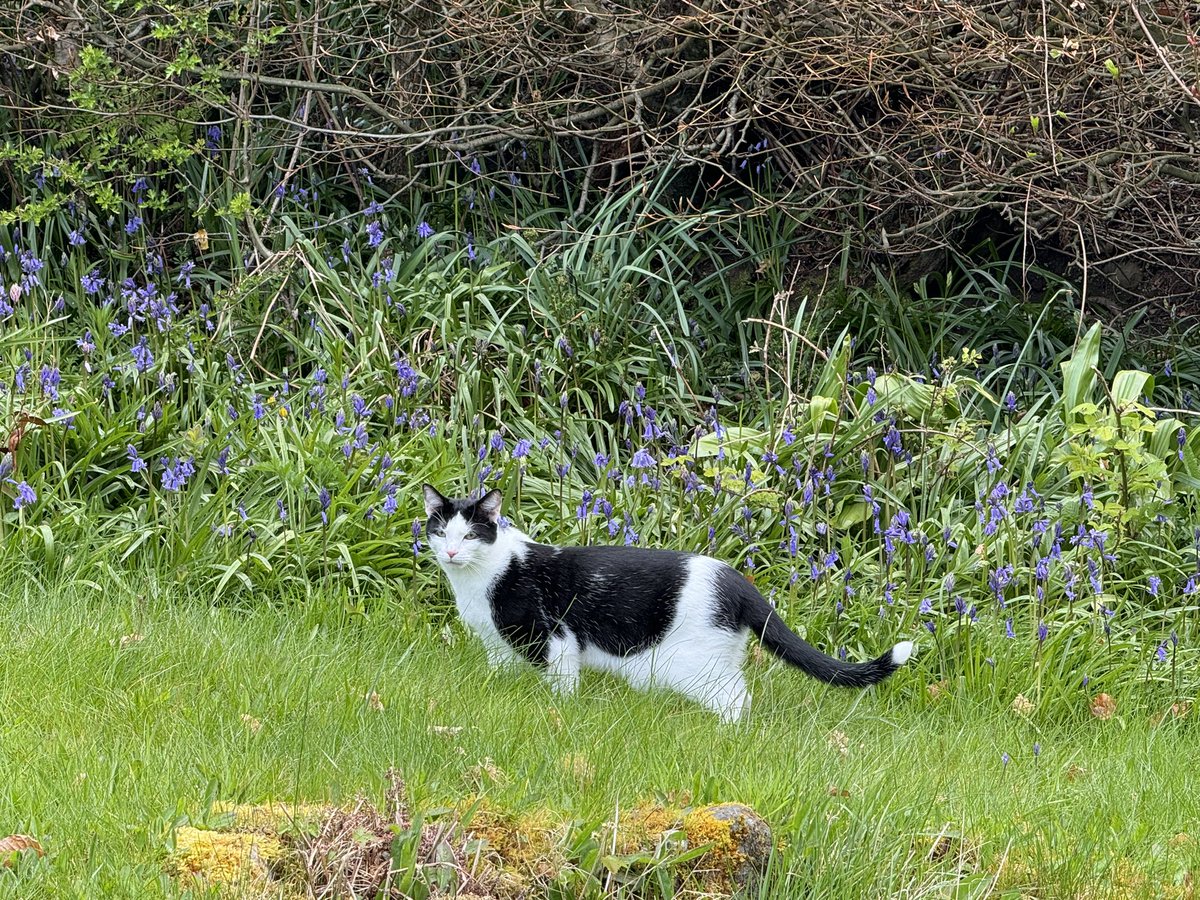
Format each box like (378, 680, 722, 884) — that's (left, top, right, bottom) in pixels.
(545, 631, 582, 695)
(655, 652, 751, 723)
(693, 671, 750, 724)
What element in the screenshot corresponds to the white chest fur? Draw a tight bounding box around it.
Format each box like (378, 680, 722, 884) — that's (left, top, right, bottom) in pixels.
(439, 528, 528, 664)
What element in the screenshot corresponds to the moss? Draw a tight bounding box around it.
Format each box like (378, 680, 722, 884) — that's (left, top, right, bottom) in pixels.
(461, 797, 565, 885)
(610, 803, 686, 855)
(682, 804, 774, 893)
(166, 826, 284, 889)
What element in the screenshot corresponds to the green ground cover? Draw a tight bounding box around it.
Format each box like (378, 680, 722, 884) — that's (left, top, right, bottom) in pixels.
(2, 574, 1198, 898)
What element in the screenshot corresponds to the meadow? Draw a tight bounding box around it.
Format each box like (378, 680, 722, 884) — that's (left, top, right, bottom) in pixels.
(1, 151, 1199, 896)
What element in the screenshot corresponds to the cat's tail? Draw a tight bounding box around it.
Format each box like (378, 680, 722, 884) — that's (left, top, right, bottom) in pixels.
(733, 574, 913, 687)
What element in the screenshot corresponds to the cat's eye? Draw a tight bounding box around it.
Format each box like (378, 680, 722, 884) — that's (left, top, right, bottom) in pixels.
(429, 525, 444, 536)
(464, 531, 478, 540)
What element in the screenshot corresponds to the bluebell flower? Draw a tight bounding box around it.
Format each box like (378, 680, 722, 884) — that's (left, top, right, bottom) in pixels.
(883, 426, 903, 457)
(40, 366, 61, 400)
(11, 480, 36, 510)
(393, 352, 419, 397)
(366, 220, 384, 247)
(159, 456, 195, 491)
(81, 269, 105, 295)
(513, 438, 531, 459)
(630, 448, 655, 468)
(1148, 575, 1161, 597)
(68, 229, 85, 247)
(130, 337, 154, 373)
(125, 216, 143, 235)
(417, 221, 434, 239)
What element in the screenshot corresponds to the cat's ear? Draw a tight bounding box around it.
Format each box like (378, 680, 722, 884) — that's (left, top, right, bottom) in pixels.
(422, 483, 447, 517)
(476, 489, 503, 523)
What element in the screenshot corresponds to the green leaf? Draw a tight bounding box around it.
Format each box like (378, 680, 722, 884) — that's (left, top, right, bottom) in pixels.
(1111, 370, 1153, 408)
(1060, 323, 1101, 424)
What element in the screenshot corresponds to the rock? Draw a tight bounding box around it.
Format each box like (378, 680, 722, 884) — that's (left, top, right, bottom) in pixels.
(682, 802, 773, 890)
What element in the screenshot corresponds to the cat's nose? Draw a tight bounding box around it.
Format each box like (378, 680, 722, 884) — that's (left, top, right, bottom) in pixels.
(446, 548, 458, 558)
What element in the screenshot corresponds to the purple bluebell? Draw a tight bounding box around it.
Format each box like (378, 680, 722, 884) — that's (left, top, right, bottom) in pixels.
(81, 269, 105, 295)
(631, 448, 655, 468)
(12, 481, 36, 510)
(131, 337, 154, 373)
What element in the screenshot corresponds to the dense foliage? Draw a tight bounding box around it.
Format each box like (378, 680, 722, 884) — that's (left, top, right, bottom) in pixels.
(1, 148, 1199, 716)
(5, 0, 1200, 301)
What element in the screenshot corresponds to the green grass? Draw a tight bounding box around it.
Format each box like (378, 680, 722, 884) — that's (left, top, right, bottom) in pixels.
(2, 573, 1199, 898)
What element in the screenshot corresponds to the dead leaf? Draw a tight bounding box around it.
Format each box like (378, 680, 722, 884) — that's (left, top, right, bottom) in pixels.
(0, 834, 43, 867)
(1090, 692, 1117, 720)
(926, 680, 949, 700)
(466, 757, 507, 788)
(430, 725, 463, 738)
(240, 713, 262, 733)
(928, 835, 956, 861)
(826, 729, 849, 758)
(365, 691, 384, 712)
(119, 632, 144, 648)
(1011, 693, 1035, 716)
(3, 412, 47, 456)
(1065, 764, 1088, 782)
(827, 784, 850, 798)
(193, 229, 209, 251)
(560, 753, 594, 785)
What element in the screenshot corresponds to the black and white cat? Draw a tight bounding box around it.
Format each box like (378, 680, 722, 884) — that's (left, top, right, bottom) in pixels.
(422, 484, 913, 722)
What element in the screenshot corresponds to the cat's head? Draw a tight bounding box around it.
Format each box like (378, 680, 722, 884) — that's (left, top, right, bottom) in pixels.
(421, 484, 503, 570)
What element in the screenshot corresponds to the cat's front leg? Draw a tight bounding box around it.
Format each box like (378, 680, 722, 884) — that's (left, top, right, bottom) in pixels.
(545, 632, 581, 695)
(481, 635, 522, 669)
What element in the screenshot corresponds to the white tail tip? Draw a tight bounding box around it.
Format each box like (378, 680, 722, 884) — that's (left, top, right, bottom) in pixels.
(891, 641, 915, 666)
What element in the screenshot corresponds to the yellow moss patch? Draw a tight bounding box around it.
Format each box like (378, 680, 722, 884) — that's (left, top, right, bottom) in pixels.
(167, 826, 284, 885)
(607, 803, 686, 855)
(461, 798, 565, 884)
(681, 803, 774, 893)
(683, 806, 741, 868)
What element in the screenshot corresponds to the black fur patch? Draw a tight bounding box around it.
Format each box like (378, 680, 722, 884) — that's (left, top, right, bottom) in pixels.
(487, 544, 692, 660)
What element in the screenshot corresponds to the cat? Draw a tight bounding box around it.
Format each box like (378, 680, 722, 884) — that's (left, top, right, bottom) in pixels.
(422, 484, 913, 722)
